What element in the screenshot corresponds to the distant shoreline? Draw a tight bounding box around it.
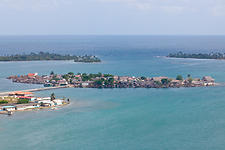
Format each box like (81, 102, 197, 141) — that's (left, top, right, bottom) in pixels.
(161, 56, 221, 61)
(0, 60, 102, 63)
(0, 86, 70, 96)
(0, 52, 101, 63)
(167, 52, 225, 60)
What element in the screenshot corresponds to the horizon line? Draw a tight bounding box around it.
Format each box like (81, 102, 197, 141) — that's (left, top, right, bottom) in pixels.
(0, 34, 225, 36)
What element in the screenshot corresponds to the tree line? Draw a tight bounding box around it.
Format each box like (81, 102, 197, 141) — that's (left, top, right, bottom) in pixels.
(0, 52, 101, 62)
(168, 51, 225, 60)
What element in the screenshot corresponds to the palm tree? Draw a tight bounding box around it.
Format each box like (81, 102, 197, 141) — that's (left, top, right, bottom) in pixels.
(51, 93, 56, 101)
(50, 71, 54, 76)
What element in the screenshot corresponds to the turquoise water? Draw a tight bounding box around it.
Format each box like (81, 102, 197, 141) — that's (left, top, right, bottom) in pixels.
(1, 36, 225, 150)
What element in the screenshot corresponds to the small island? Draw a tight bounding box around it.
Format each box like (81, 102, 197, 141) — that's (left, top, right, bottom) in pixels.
(0, 92, 69, 115)
(0, 52, 101, 63)
(7, 72, 215, 88)
(167, 51, 225, 60)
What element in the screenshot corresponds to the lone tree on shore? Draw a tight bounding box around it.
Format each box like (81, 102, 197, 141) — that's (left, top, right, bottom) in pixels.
(50, 71, 54, 76)
(187, 77, 193, 83)
(176, 75, 183, 81)
(51, 93, 56, 101)
(68, 72, 74, 76)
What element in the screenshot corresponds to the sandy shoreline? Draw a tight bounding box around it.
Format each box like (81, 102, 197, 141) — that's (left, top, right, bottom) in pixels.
(0, 86, 70, 96)
(0, 102, 69, 115)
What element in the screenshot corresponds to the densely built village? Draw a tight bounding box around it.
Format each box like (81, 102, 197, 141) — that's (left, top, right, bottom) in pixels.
(7, 72, 215, 88)
(0, 72, 215, 115)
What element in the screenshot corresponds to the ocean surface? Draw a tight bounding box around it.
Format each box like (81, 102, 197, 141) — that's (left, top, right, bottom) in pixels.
(1, 35, 225, 150)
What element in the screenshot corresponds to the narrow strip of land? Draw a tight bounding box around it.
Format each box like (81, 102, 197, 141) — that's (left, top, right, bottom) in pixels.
(167, 52, 225, 60)
(0, 52, 101, 63)
(7, 72, 216, 89)
(0, 86, 70, 96)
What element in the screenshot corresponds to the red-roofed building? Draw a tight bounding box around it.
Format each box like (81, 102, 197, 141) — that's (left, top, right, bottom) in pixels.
(75, 75, 81, 78)
(19, 96, 36, 101)
(9, 91, 34, 97)
(28, 73, 38, 77)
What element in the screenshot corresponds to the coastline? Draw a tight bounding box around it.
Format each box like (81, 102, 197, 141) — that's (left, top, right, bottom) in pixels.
(162, 56, 224, 61)
(7, 72, 216, 89)
(0, 86, 71, 96)
(0, 52, 101, 63)
(0, 102, 69, 115)
(167, 52, 225, 61)
(0, 86, 71, 115)
(0, 60, 102, 63)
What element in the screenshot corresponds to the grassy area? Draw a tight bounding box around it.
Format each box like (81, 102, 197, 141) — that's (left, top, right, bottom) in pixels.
(0, 100, 8, 104)
(0, 96, 19, 104)
(17, 99, 29, 104)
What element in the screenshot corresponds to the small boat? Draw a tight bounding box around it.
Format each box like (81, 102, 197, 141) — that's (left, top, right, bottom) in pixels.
(7, 111, 13, 116)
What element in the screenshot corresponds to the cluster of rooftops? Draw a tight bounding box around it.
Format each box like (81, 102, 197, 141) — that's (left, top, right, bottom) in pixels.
(7, 72, 215, 88)
(0, 91, 67, 112)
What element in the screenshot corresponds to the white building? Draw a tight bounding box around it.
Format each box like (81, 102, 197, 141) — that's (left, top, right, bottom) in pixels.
(53, 99, 64, 105)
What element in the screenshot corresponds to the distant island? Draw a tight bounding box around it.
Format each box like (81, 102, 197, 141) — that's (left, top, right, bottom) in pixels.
(0, 52, 101, 63)
(7, 72, 215, 88)
(167, 52, 225, 60)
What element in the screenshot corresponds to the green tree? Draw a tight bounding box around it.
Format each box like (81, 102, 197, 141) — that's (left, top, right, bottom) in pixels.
(40, 102, 45, 106)
(0, 100, 8, 104)
(17, 99, 29, 104)
(141, 76, 146, 80)
(176, 75, 183, 81)
(50, 71, 54, 75)
(94, 80, 103, 86)
(97, 72, 102, 77)
(82, 74, 90, 81)
(82, 73, 87, 76)
(188, 77, 193, 83)
(62, 74, 69, 81)
(68, 72, 74, 76)
(161, 78, 170, 85)
(51, 93, 56, 101)
(103, 74, 113, 77)
(108, 78, 114, 84)
(52, 77, 60, 81)
(154, 81, 162, 85)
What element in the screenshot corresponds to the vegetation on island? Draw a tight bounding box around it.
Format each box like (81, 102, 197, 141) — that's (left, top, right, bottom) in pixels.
(56, 72, 115, 87)
(17, 99, 29, 104)
(0, 97, 29, 105)
(8, 71, 216, 89)
(0, 52, 101, 63)
(0, 93, 69, 114)
(0, 100, 8, 104)
(168, 51, 225, 60)
(176, 75, 183, 81)
(74, 55, 101, 63)
(51, 93, 56, 101)
(0, 96, 19, 104)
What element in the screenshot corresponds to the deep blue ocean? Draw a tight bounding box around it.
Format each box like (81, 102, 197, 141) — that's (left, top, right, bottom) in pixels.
(1, 35, 225, 150)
